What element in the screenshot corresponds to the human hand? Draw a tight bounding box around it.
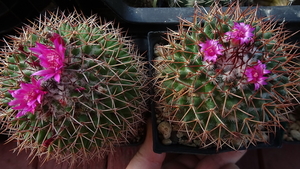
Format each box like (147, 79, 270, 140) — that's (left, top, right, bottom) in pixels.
(126, 120, 246, 169)
(162, 148, 246, 169)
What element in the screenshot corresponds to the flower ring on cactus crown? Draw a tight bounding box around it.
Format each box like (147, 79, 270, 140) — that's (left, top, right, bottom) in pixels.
(225, 22, 255, 45)
(199, 39, 224, 63)
(245, 60, 271, 90)
(30, 35, 66, 83)
(8, 78, 47, 118)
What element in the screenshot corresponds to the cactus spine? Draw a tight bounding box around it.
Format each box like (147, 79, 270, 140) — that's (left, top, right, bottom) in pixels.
(153, 4, 300, 150)
(0, 10, 149, 165)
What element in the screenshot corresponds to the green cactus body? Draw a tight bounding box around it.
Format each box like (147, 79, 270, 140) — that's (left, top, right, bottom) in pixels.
(0, 11, 148, 165)
(153, 4, 299, 150)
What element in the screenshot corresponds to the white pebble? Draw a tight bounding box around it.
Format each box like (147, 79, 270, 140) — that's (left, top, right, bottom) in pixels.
(157, 121, 172, 139)
(162, 139, 172, 145)
(290, 123, 300, 130)
(290, 130, 300, 141)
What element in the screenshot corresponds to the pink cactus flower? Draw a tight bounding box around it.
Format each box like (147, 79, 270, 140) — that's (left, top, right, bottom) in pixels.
(8, 78, 47, 118)
(30, 35, 65, 82)
(199, 39, 224, 63)
(225, 22, 255, 45)
(245, 60, 271, 90)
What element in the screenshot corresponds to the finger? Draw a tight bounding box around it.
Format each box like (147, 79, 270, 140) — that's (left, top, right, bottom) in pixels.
(126, 119, 166, 169)
(163, 154, 200, 169)
(195, 150, 246, 169)
(220, 163, 240, 169)
(162, 161, 190, 169)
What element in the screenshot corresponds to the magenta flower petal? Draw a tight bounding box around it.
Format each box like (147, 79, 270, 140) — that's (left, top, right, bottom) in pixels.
(245, 60, 270, 90)
(8, 99, 23, 107)
(54, 74, 61, 83)
(225, 22, 255, 45)
(199, 39, 224, 63)
(15, 110, 29, 118)
(37, 95, 43, 104)
(8, 78, 47, 118)
(32, 68, 61, 82)
(50, 33, 65, 46)
(29, 43, 49, 56)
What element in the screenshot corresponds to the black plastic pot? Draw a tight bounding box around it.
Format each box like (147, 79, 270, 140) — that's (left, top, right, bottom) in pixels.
(0, 126, 8, 142)
(147, 31, 290, 154)
(102, 0, 300, 24)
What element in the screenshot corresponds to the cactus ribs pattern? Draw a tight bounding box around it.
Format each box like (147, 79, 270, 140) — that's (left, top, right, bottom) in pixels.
(0, 10, 149, 166)
(153, 4, 300, 150)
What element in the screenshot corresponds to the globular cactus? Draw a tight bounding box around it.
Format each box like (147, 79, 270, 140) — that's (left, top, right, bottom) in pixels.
(0, 10, 149, 165)
(152, 3, 300, 150)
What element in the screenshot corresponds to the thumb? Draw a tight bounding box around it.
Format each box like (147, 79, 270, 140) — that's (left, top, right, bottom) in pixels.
(220, 163, 240, 169)
(126, 119, 166, 169)
(196, 150, 246, 169)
